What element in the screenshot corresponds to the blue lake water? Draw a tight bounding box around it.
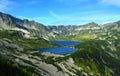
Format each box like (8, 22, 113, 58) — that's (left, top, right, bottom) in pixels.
(37, 41, 80, 54)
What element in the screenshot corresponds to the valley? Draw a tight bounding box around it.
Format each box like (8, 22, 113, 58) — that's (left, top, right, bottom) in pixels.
(0, 12, 120, 76)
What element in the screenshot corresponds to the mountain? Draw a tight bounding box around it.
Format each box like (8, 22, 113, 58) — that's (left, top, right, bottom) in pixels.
(1, 12, 119, 41)
(76, 22, 100, 30)
(0, 12, 50, 38)
(0, 12, 102, 39)
(103, 21, 120, 31)
(0, 12, 120, 40)
(71, 40, 120, 76)
(0, 12, 46, 30)
(0, 29, 119, 76)
(0, 12, 120, 76)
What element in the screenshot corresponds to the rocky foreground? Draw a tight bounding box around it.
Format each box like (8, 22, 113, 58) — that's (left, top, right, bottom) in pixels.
(0, 38, 85, 76)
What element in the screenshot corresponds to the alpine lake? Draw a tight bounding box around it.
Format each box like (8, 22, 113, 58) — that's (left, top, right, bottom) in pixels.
(36, 41, 80, 55)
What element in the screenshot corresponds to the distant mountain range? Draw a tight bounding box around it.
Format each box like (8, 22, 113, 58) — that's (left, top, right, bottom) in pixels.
(0, 12, 119, 39)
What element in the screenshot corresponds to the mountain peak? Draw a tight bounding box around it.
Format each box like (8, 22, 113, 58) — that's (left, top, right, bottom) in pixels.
(82, 22, 99, 28)
(86, 22, 98, 25)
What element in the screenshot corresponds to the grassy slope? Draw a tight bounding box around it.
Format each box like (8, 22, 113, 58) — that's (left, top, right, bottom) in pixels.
(52, 28, 120, 75)
(0, 56, 39, 76)
(0, 26, 3, 30)
(50, 30, 97, 41)
(0, 28, 120, 76)
(50, 34, 96, 41)
(0, 30, 55, 76)
(0, 30, 55, 49)
(71, 40, 120, 76)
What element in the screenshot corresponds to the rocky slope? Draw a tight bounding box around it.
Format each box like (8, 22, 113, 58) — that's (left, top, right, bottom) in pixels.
(0, 30, 120, 76)
(0, 12, 119, 40)
(0, 31, 84, 76)
(0, 12, 120, 76)
(0, 12, 102, 39)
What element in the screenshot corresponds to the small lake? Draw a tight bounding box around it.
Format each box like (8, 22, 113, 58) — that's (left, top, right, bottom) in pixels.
(37, 41, 80, 54)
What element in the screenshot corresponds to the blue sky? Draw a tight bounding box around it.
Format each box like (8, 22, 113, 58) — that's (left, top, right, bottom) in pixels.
(0, 0, 120, 25)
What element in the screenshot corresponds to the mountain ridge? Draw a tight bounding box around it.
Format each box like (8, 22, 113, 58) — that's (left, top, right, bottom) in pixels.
(0, 12, 103, 37)
(0, 12, 120, 76)
(0, 12, 119, 38)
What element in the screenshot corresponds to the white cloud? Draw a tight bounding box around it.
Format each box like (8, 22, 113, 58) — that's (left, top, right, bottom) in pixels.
(50, 11, 120, 25)
(18, 16, 30, 20)
(100, 0, 120, 6)
(49, 10, 62, 19)
(0, 0, 13, 11)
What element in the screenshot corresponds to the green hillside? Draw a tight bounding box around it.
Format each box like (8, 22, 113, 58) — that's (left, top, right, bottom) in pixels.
(71, 40, 120, 76)
(0, 57, 39, 76)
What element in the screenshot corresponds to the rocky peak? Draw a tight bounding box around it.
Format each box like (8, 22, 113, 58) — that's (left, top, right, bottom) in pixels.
(83, 22, 99, 28)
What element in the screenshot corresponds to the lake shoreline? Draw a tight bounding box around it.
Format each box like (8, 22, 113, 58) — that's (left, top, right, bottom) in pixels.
(36, 41, 80, 55)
